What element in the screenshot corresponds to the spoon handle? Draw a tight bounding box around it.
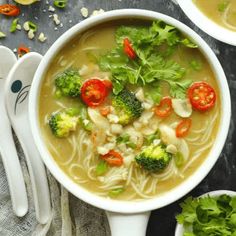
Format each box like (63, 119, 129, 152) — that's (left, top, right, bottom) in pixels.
(0, 115, 28, 217)
(17, 126, 51, 224)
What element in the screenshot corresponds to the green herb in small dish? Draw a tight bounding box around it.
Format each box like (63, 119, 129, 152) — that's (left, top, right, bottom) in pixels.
(176, 194, 236, 236)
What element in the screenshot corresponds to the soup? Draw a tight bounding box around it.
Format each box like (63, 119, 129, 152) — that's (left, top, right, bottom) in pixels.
(39, 20, 220, 200)
(194, 0, 236, 31)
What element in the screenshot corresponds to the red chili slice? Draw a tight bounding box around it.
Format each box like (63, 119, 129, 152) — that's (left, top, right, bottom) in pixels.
(154, 97, 172, 118)
(188, 82, 216, 111)
(101, 150, 123, 166)
(123, 38, 136, 59)
(0, 4, 20, 16)
(176, 119, 192, 138)
(17, 45, 30, 58)
(81, 79, 107, 107)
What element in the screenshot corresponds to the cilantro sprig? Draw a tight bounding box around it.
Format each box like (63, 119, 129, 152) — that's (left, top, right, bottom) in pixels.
(176, 194, 236, 236)
(99, 21, 197, 101)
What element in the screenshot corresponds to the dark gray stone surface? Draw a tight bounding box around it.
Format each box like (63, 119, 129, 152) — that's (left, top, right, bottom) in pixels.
(0, 0, 236, 235)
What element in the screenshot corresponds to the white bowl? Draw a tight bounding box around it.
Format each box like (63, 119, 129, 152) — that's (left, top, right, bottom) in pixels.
(177, 0, 236, 46)
(29, 9, 231, 236)
(175, 190, 236, 236)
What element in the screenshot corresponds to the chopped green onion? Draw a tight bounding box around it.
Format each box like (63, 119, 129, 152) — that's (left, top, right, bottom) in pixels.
(175, 152, 185, 167)
(116, 134, 130, 144)
(54, 0, 67, 8)
(0, 32, 6, 39)
(109, 188, 124, 197)
(10, 18, 19, 33)
(218, 1, 229, 12)
(144, 131, 160, 145)
(96, 160, 108, 176)
(189, 60, 202, 71)
(127, 142, 137, 149)
(24, 21, 38, 32)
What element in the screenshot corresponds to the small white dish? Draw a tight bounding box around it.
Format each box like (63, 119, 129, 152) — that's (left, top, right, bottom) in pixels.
(175, 190, 236, 235)
(177, 0, 236, 46)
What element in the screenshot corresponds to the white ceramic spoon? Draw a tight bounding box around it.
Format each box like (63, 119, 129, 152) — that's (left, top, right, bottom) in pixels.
(4, 52, 51, 224)
(0, 46, 28, 217)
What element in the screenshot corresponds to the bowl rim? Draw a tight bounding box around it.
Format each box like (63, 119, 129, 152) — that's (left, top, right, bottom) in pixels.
(176, 0, 236, 46)
(29, 9, 231, 213)
(175, 190, 236, 235)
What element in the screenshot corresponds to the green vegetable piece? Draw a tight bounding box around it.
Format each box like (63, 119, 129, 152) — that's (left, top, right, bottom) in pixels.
(76, 104, 93, 131)
(0, 32, 6, 39)
(54, 0, 67, 8)
(144, 131, 160, 145)
(135, 145, 172, 172)
(96, 160, 108, 176)
(218, 1, 229, 12)
(175, 152, 185, 167)
(10, 18, 19, 33)
(116, 133, 130, 144)
(112, 89, 143, 125)
(189, 60, 202, 71)
(55, 69, 82, 97)
(27, 21, 37, 32)
(116, 134, 137, 149)
(109, 188, 124, 197)
(48, 108, 79, 138)
(181, 38, 198, 48)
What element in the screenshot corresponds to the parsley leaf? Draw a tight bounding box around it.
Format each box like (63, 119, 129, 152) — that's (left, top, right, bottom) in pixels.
(99, 21, 197, 101)
(176, 194, 236, 235)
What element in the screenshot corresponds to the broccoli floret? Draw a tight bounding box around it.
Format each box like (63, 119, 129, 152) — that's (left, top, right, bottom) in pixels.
(135, 145, 172, 172)
(112, 89, 143, 125)
(49, 108, 79, 138)
(55, 69, 82, 97)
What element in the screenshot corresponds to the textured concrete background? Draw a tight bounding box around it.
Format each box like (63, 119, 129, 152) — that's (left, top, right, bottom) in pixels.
(0, 0, 236, 235)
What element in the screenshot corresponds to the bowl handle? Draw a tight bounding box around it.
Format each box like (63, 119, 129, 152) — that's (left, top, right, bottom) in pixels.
(106, 211, 151, 236)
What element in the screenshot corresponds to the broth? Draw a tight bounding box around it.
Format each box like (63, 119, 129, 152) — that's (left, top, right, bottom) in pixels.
(194, 0, 236, 31)
(39, 20, 220, 201)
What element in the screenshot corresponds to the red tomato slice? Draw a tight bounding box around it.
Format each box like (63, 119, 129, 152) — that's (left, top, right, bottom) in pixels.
(81, 79, 107, 107)
(101, 150, 123, 166)
(123, 38, 136, 59)
(0, 4, 20, 16)
(176, 119, 192, 138)
(154, 97, 172, 118)
(102, 79, 113, 90)
(188, 82, 216, 111)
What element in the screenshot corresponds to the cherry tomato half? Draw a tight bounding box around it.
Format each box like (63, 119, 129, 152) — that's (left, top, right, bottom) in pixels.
(188, 82, 216, 111)
(123, 38, 136, 59)
(176, 119, 192, 138)
(0, 4, 20, 16)
(101, 150, 123, 166)
(81, 79, 107, 107)
(154, 97, 172, 118)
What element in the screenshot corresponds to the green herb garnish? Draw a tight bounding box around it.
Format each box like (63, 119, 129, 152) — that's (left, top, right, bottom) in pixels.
(176, 194, 236, 235)
(99, 21, 196, 99)
(189, 60, 202, 71)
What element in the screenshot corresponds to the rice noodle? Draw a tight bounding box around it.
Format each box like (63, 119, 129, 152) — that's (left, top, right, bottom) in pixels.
(222, 3, 236, 30)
